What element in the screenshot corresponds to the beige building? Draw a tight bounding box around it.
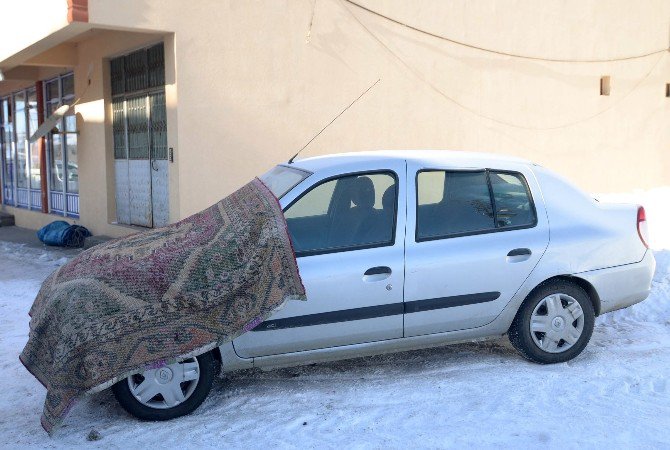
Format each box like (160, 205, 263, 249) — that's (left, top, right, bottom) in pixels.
(0, 0, 668, 237)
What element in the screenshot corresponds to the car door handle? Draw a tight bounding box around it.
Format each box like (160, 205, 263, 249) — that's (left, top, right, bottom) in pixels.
(363, 266, 392, 282)
(364, 266, 392, 276)
(507, 248, 531, 257)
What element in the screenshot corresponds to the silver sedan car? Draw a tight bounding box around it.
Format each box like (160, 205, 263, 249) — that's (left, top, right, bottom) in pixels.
(112, 151, 655, 421)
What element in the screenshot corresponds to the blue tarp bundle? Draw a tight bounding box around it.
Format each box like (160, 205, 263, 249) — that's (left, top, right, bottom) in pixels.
(37, 221, 92, 248)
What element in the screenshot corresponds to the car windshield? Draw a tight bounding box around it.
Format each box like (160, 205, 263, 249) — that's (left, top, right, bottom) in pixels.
(259, 165, 311, 199)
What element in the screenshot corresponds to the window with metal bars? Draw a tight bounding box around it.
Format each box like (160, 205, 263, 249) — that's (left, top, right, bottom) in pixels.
(110, 43, 165, 97)
(110, 43, 167, 164)
(110, 43, 168, 227)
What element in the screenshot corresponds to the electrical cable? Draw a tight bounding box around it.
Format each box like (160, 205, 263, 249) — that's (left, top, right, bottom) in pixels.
(343, 0, 669, 63)
(341, 0, 665, 130)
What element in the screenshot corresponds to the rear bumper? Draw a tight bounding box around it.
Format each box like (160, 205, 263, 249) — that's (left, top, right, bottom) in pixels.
(576, 250, 656, 315)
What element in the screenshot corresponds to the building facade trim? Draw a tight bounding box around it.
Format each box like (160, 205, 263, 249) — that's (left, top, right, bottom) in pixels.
(67, 0, 88, 23)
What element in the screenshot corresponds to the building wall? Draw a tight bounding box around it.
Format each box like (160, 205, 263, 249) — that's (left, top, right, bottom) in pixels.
(90, 0, 670, 212)
(0, 32, 171, 237)
(2, 0, 670, 235)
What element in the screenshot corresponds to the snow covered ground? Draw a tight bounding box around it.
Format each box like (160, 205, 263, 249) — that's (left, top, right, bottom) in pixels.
(1, 189, 669, 449)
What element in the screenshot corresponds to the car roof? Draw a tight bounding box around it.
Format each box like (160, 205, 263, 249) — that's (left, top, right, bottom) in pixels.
(288, 150, 534, 173)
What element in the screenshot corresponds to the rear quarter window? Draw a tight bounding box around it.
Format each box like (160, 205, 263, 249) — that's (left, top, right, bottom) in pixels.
(489, 172, 536, 228)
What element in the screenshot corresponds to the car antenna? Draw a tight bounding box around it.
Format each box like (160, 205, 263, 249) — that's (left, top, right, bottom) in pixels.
(288, 78, 380, 164)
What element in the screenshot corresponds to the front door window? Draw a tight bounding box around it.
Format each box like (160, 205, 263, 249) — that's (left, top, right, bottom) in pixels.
(285, 172, 398, 256)
(233, 166, 406, 358)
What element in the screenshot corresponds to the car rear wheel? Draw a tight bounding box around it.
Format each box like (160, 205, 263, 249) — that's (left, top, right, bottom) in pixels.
(509, 280, 595, 364)
(112, 351, 217, 421)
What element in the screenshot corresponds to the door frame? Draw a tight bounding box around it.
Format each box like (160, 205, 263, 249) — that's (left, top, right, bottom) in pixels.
(402, 160, 550, 337)
(232, 160, 409, 357)
(113, 88, 167, 227)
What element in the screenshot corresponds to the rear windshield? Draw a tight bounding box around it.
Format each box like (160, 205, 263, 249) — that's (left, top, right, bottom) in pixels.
(260, 165, 311, 199)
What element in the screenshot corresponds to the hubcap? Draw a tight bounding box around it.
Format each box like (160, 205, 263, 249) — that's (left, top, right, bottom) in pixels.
(530, 293, 584, 354)
(156, 367, 173, 384)
(128, 357, 200, 409)
(552, 317, 564, 330)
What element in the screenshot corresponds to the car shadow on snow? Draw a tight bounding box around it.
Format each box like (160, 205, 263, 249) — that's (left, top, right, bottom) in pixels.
(77, 338, 523, 433)
(208, 337, 528, 406)
(75, 321, 639, 440)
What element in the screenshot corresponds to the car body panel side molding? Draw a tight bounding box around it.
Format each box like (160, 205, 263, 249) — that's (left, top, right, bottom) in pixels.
(404, 291, 500, 314)
(252, 303, 404, 332)
(251, 292, 501, 332)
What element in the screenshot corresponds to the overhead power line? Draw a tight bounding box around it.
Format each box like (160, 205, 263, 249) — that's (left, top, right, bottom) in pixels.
(343, 0, 669, 63)
(340, 0, 665, 130)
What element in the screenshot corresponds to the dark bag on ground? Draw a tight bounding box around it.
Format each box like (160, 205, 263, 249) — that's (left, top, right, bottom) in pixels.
(37, 220, 92, 248)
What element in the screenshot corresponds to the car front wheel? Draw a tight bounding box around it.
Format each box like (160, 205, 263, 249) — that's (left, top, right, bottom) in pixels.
(112, 351, 217, 421)
(509, 280, 595, 364)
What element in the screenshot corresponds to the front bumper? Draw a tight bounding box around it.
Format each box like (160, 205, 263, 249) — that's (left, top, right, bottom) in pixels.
(576, 250, 656, 315)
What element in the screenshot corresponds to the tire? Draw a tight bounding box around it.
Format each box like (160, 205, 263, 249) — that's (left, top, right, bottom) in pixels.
(509, 280, 595, 364)
(112, 351, 217, 421)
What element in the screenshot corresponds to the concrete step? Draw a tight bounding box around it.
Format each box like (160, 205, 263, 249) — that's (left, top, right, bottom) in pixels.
(0, 212, 15, 227)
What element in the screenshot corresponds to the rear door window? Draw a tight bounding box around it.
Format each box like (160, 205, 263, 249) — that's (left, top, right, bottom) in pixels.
(416, 169, 535, 241)
(416, 171, 494, 240)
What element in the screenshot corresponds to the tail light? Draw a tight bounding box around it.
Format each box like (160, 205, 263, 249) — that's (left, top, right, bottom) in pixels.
(637, 206, 649, 249)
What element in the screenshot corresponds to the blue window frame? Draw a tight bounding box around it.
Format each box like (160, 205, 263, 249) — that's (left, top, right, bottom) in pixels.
(0, 89, 42, 210)
(0, 74, 78, 216)
(44, 72, 79, 217)
(0, 97, 13, 205)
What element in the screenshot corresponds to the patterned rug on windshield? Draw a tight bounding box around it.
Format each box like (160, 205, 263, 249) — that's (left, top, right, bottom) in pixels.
(20, 178, 306, 435)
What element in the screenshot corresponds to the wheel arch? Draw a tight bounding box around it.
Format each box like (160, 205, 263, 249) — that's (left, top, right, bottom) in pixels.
(211, 346, 223, 365)
(211, 342, 254, 373)
(527, 275, 602, 316)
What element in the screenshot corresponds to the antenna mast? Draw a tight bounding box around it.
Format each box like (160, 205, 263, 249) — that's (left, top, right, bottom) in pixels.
(288, 78, 380, 164)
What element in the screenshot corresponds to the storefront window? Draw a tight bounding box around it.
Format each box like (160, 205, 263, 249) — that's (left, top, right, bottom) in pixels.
(28, 89, 41, 191)
(14, 92, 28, 190)
(49, 132, 63, 192)
(1, 88, 42, 210)
(65, 132, 78, 194)
(45, 72, 78, 216)
(0, 98, 13, 205)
